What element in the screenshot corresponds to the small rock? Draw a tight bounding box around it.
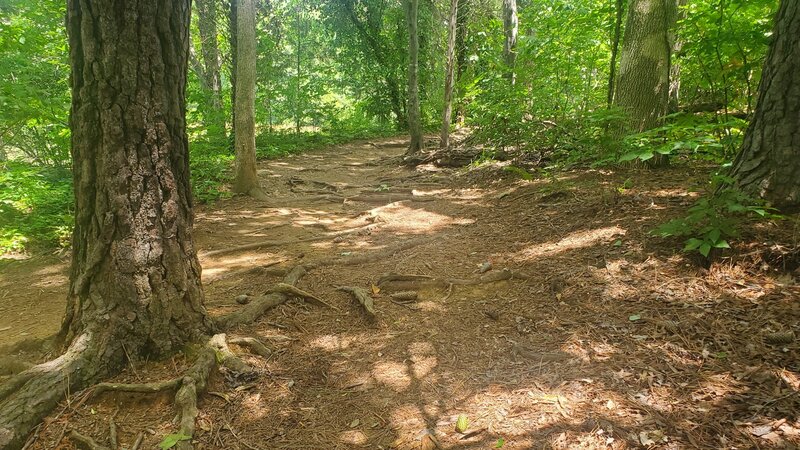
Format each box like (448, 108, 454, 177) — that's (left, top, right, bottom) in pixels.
(236, 294, 250, 305)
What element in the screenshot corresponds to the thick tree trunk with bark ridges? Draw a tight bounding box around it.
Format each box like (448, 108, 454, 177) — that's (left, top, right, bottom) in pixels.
(441, 0, 459, 149)
(731, 0, 800, 209)
(0, 1, 213, 447)
(614, 0, 677, 132)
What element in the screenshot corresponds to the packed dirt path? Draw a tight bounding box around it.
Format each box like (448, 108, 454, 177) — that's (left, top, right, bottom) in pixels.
(3, 138, 800, 449)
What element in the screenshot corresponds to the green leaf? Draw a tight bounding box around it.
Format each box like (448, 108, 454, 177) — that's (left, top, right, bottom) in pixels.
(639, 152, 655, 161)
(713, 239, 730, 249)
(619, 152, 639, 162)
(684, 238, 703, 251)
(707, 228, 721, 243)
(699, 243, 711, 257)
(629, 314, 642, 322)
(495, 437, 506, 448)
(158, 434, 191, 450)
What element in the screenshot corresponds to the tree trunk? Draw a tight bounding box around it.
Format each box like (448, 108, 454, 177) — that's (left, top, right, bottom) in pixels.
(340, 0, 407, 130)
(228, 0, 238, 148)
(502, 0, 518, 84)
(0, 1, 214, 447)
(406, 0, 424, 155)
(731, 0, 800, 209)
(614, 0, 678, 132)
(440, 0, 459, 149)
(233, 0, 266, 199)
(196, 0, 226, 137)
(454, 0, 469, 124)
(607, 0, 625, 107)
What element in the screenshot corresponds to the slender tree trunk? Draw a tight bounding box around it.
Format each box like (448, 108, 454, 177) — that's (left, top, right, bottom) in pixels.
(614, 0, 678, 132)
(731, 0, 800, 209)
(454, 0, 469, 124)
(607, 0, 624, 107)
(441, 0, 459, 149)
(196, 0, 226, 137)
(502, 0, 518, 84)
(295, 4, 302, 135)
(0, 1, 214, 447)
(233, 0, 266, 199)
(228, 0, 238, 148)
(406, 0, 424, 155)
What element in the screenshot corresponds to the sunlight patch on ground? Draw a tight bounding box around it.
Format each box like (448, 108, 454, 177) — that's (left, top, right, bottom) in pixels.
(372, 361, 411, 392)
(339, 430, 368, 445)
(309, 334, 353, 352)
(369, 203, 474, 234)
(510, 226, 626, 261)
(240, 391, 270, 421)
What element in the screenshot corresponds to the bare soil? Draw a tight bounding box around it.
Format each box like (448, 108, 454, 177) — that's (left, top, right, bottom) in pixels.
(3, 138, 800, 449)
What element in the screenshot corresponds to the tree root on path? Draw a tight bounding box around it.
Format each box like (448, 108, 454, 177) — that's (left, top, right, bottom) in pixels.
(269, 283, 338, 310)
(378, 268, 517, 291)
(202, 224, 380, 258)
(337, 286, 376, 319)
(68, 429, 109, 450)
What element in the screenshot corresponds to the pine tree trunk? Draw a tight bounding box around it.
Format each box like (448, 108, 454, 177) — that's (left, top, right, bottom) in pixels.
(0, 1, 213, 447)
(228, 0, 238, 147)
(502, 0, 518, 84)
(196, 0, 226, 136)
(441, 0, 459, 149)
(406, 0, 424, 155)
(232, 0, 265, 199)
(731, 0, 800, 209)
(614, 0, 677, 132)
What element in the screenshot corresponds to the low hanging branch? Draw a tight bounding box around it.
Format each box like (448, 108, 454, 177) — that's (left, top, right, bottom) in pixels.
(336, 286, 376, 319)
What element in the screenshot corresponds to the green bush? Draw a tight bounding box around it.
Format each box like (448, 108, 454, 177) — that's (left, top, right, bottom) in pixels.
(0, 160, 73, 253)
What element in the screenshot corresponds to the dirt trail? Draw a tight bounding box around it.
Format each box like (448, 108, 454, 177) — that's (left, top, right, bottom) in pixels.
(3, 138, 800, 449)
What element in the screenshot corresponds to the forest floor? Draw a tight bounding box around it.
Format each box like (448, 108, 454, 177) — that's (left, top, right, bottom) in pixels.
(2, 137, 800, 449)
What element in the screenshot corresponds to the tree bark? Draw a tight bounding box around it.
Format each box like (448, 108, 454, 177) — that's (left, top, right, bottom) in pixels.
(233, 0, 266, 199)
(614, 0, 678, 132)
(454, 0, 469, 124)
(502, 0, 518, 84)
(607, 0, 625, 107)
(195, 0, 226, 136)
(731, 0, 800, 209)
(440, 0, 459, 149)
(0, 1, 214, 447)
(228, 0, 238, 147)
(406, 0, 424, 155)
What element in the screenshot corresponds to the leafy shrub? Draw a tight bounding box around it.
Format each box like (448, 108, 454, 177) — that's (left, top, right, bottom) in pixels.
(619, 113, 747, 164)
(653, 175, 779, 257)
(0, 160, 73, 254)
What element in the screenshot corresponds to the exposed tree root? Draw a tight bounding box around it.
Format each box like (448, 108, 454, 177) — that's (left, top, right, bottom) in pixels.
(270, 283, 338, 309)
(305, 236, 435, 270)
(68, 429, 109, 450)
(378, 268, 515, 291)
(337, 286, 376, 319)
(228, 337, 272, 357)
(0, 358, 32, 377)
(345, 193, 434, 204)
(215, 265, 306, 330)
(202, 224, 379, 258)
(90, 378, 182, 399)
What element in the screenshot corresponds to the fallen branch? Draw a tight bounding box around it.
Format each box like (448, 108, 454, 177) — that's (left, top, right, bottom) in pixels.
(337, 286, 376, 319)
